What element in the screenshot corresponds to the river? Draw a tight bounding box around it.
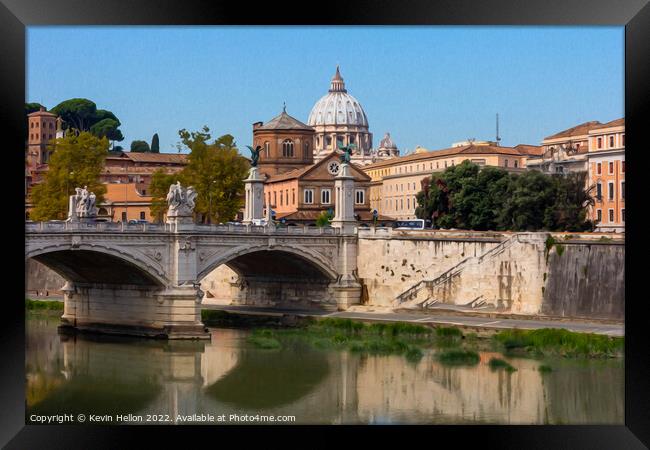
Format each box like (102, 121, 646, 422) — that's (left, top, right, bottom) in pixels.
(26, 313, 623, 425)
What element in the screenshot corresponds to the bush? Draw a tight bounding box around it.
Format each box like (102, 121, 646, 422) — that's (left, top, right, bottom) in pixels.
(438, 349, 480, 365)
(488, 357, 517, 372)
(538, 364, 553, 373)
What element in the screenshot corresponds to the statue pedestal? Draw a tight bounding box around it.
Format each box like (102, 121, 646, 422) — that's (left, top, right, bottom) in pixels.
(242, 167, 265, 225)
(331, 163, 357, 234)
(167, 215, 195, 232)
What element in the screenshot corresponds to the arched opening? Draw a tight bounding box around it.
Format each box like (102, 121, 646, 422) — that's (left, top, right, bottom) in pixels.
(28, 250, 164, 287)
(200, 249, 336, 311)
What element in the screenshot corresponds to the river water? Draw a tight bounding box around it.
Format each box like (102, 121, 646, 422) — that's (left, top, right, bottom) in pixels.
(26, 313, 623, 425)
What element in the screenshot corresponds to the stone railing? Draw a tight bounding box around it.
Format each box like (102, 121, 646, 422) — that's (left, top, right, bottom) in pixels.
(25, 221, 342, 236)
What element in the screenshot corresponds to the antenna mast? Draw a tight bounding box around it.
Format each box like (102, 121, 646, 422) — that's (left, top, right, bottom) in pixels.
(496, 113, 501, 146)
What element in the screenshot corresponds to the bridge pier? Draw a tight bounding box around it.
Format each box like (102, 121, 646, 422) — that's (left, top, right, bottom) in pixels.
(58, 282, 209, 339)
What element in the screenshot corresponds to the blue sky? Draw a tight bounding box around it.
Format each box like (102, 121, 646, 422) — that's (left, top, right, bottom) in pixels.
(27, 26, 623, 154)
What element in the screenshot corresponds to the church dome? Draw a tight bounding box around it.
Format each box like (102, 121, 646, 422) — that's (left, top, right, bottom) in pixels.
(307, 66, 369, 128)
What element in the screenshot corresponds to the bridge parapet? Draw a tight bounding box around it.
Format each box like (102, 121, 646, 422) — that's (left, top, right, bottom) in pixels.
(26, 221, 344, 236)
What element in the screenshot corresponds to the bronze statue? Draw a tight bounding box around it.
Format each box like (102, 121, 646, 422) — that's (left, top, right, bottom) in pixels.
(337, 142, 356, 164)
(246, 145, 263, 167)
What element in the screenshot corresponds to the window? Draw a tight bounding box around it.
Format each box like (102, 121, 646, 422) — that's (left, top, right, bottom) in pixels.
(321, 188, 331, 204)
(597, 137, 603, 149)
(304, 189, 314, 204)
(621, 182, 625, 199)
(504, 159, 509, 167)
(30, 122, 34, 128)
(279, 191, 283, 206)
(622, 134, 625, 146)
(282, 139, 294, 157)
(121, 212, 127, 222)
(304, 141, 310, 154)
(609, 162, 614, 174)
(596, 183, 602, 200)
(597, 163, 602, 175)
(140, 211, 145, 220)
(608, 182, 614, 200)
(622, 161, 625, 173)
(264, 141, 270, 157)
(609, 209, 614, 223)
(609, 136, 615, 147)
(407, 198, 410, 209)
(285, 190, 289, 205)
(35, 122, 39, 128)
(622, 209, 625, 222)
(273, 191, 277, 206)
(514, 160, 518, 168)
(355, 189, 365, 205)
(444, 161, 447, 168)
(597, 209, 602, 222)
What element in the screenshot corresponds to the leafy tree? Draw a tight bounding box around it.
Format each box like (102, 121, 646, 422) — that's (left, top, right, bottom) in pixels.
(316, 210, 334, 227)
(151, 127, 248, 224)
(415, 161, 593, 232)
(49, 99, 124, 144)
(130, 140, 151, 153)
(149, 170, 179, 223)
(30, 132, 108, 221)
(90, 118, 124, 143)
(151, 133, 160, 153)
(50, 99, 98, 132)
(181, 130, 249, 224)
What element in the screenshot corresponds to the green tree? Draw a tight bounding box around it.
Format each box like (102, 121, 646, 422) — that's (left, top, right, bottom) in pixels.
(415, 161, 593, 232)
(149, 170, 179, 223)
(90, 118, 124, 143)
(130, 140, 151, 152)
(151, 133, 160, 153)
(181, 130, 249, 223)
(316, 210, 334, 227)
(30, 132, 108, 221)
(50, 99, 124, 142)
(50, 99, 98, 132)
(150, 127, 249, 224)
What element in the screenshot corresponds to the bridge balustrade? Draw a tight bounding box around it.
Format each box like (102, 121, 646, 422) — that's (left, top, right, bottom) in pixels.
(26, 221, 342, 235)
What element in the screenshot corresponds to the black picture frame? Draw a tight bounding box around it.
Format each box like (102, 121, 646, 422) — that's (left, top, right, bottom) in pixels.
(2, 0, 648, 447)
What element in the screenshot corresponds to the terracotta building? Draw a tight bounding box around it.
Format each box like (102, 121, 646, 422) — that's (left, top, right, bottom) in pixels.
(587, 118, 625, 232)
(252, 107, 315, 178)
(363, 142, 535, 220)
(263, 151, 378, 225)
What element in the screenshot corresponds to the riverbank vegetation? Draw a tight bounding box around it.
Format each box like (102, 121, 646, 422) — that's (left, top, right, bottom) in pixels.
(26, 298, 64, 311)
(207, 312, 624, 362)
(492, 328, 623, 358)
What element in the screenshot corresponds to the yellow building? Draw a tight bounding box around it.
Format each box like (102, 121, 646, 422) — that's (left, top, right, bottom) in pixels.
(363, 142, 535, 220)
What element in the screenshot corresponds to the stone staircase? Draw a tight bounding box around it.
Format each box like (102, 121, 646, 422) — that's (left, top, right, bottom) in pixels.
(394, 234, 521, 308)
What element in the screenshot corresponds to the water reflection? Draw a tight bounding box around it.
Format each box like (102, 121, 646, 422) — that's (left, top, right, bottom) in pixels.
(26, 315, 623, 424)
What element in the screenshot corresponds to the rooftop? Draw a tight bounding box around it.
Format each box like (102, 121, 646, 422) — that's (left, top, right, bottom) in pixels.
(256, 109, 314, 131)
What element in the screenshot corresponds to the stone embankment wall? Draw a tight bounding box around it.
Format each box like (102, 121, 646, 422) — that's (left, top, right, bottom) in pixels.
(25, 259, 66, 296)
(357, 229, 624, 320)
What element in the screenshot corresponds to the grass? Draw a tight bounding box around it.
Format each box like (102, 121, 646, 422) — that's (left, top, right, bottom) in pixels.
(25, 299, 64, 311)
(488, 357, 517, 372)
(437, 349, 480, 365)
(493, 328, 624, 358)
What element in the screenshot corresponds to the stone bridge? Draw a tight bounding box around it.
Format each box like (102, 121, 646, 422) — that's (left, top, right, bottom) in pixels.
(26, 221, 360, 339)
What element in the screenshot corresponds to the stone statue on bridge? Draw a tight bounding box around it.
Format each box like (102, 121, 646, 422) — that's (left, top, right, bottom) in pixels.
(166, 181, 198, 219)
(67, 186, 97, 222)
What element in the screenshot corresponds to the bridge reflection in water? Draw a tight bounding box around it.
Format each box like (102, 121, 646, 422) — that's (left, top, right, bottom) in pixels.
(26, 316, 623, 425)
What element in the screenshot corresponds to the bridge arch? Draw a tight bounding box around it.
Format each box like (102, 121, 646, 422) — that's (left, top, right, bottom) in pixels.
(26, 243, 169, 287)
(197, 243, 338, 282)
